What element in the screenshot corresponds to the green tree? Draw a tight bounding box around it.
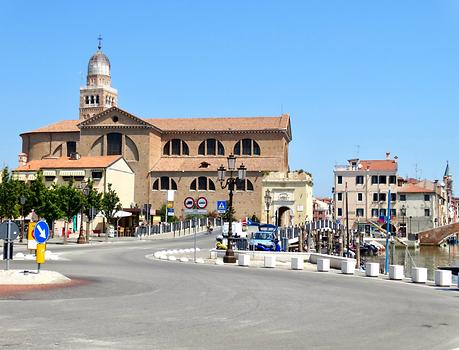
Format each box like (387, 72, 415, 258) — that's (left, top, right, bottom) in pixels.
(83, 180, 102, 241)
(0, 168, 21, 221)
(28, 171, 49, 219)
(100, 183, 121, 239)
(28, 172, 63, 233)
(55, 181, 84, 244)
(41, 185, 64, 233)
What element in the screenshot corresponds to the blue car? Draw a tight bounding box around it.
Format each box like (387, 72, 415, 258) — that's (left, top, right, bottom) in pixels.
(248, 224, 280, 251)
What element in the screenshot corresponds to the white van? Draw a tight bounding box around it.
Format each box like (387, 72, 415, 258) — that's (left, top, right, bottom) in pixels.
(222, 222, 245, 238)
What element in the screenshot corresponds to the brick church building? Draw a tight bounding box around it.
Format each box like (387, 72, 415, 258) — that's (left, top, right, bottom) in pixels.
(17, 44, 294, 222)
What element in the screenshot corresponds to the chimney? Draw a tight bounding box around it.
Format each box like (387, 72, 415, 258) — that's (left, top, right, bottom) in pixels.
(18, 153, 28, 167)
(394, 155, 398, 163)
(386, 152, 391, 160)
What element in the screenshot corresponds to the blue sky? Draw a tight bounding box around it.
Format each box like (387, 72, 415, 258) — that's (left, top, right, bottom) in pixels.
(1, 1, 458, 196)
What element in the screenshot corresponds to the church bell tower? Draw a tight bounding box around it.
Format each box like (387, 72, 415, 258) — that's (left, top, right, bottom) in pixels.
(79, 36, 118, 120)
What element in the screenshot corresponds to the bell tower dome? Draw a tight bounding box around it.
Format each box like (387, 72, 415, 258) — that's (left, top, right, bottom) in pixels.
(79, 36, 118, 120)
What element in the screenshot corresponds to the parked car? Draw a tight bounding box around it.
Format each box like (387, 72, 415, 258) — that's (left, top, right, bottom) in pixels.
(248, 224, 280, 251)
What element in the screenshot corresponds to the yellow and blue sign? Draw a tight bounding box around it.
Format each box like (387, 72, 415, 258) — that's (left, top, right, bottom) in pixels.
(33, 221, 50, 243)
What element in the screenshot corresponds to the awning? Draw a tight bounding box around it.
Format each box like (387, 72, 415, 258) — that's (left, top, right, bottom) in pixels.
(12, 174, 27, 181)
(43, 170, 56, 176)
(59, 170, 86, 177)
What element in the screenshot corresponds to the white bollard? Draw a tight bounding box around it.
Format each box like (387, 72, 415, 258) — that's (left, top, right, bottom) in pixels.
(291, 256, 304, 270)
(341, 260, 355, 275)
(317, 258, 330, 272)
(238, 254, 250, 267)
(264, 255, 276, 268)
(389, 265, 404, 280)
(434, 270, 452, 287)
(412, 267, 427, 283)
(365, 262, 379, 277)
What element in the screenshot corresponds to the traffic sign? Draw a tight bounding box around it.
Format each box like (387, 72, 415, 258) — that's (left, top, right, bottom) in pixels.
(0, 221, 19, 241)
(216, 200, 227, 214)
(167, 208, 175, 217)
(184, 209, 208, 215)
(184, 197, 195, 209)
(196, 197, 208, 209)
(33, 221, 50, 243)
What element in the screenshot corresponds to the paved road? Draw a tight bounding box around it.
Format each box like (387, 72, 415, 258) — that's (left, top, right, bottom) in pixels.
(1, 231, 459, 350)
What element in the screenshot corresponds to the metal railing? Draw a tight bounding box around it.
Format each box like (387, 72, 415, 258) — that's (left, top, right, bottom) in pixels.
(135, 217, 223, 237)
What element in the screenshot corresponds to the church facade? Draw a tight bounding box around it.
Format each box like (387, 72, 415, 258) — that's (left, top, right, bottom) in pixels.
(17, 45, 294, 221)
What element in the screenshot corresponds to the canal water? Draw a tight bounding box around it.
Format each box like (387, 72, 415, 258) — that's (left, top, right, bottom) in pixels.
(364, 244, 459, 282)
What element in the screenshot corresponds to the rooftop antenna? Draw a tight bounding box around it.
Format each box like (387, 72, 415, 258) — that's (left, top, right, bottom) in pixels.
(97, 34, 103, 50)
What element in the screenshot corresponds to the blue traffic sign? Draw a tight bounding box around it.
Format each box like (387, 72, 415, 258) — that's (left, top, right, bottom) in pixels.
(217, 200, 227, 213)
(33, 221, 50, 243)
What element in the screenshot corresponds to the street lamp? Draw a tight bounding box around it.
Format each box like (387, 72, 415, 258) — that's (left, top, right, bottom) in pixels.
(264, 189, 272, 224)
(217, 154, 247, 264)
(20, 196, 26, 242)
(77, 184, 90, 244)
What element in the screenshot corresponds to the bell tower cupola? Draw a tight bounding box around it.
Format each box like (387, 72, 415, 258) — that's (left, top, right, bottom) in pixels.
(79, 36, 118, 120)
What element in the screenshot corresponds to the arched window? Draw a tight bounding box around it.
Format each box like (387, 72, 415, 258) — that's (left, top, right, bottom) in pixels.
(107, 133, 122, 155)
(236, 179, 254, 192)
(189, 177, 215, 191)
(163, 139, 189, 156)
(233, 139, 260, 156)
(152, 177, 177, 191)
(198, 139, 225, 156)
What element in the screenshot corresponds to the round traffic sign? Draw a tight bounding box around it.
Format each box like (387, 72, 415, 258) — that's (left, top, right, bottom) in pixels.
(184, 197, 195, 209)
(196, 197, 208, 209)
(33, 221, 50, 243)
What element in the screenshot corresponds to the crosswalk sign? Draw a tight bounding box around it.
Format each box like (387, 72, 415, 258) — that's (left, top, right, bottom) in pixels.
(217, 201, 227, 214)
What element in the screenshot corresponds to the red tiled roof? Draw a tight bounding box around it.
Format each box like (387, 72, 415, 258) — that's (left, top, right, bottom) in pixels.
(22, 112, 290, 136)
(146, 114, 290, 132)
(15, 156, 122, 171)
(360, 160, 397, 171)
(399, 184, 435, 193)
(22, 120, 80, 134)
(150, 156, 283, 173)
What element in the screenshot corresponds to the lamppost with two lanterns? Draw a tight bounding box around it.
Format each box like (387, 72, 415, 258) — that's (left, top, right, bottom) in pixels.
(217, 154, 247, 264)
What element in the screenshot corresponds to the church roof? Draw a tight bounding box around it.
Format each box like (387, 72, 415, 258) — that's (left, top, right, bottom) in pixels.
(15, 155, 122, 171)
(22, 112, 291, 138)
(22, 120, 80, 134)
(150, 156, 284, 173)
(146, 114, 290, 133)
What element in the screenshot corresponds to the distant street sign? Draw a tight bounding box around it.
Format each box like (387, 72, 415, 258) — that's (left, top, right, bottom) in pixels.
(184, 209, 208, 215)
(167, 208, 175, 217)
(33, 221, 50, 243)
(0, 221, 19, 241)
(184, 197, 195, 209)
(217, 200, 227, 214)
(196, 197, 208, 209)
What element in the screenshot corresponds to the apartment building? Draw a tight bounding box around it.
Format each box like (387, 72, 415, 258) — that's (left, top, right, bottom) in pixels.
(333, 153, 399, 233)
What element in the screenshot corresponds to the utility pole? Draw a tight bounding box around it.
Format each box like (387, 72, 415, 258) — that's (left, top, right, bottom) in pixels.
(345, 182, 350, 257)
